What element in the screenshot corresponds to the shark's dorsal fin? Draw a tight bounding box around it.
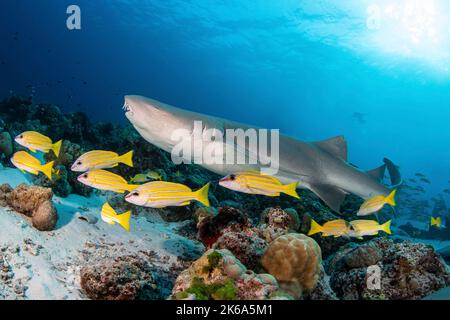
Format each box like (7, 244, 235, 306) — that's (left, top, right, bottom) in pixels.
(366, 164, 386, 183)
(309, 183, 347, 213)
(314, 136, 348, 161)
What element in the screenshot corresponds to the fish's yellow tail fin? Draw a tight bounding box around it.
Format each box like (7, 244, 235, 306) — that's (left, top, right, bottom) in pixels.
(52, 140, 63, 157)
(117, 210, 132, 232)
(308, 219, 322, 236)
(120, 150, 134, 167)
(283, 182, 301, 199)
(41, 161, 54, 180)
(194, 182, 210, 207)
(386, 189, 397, 206)
(437, 217, 442, 226)
(381, 220, 392, 235)
(431, 217, 437, 226)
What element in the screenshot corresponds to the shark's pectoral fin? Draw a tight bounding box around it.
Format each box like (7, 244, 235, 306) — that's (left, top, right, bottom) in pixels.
(313, 136, 348, 161)
(308, 184, 347, 213)
(366, 164, 387, 183)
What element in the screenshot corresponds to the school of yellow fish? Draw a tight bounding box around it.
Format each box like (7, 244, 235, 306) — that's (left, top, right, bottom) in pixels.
(12, 131, 445, 236)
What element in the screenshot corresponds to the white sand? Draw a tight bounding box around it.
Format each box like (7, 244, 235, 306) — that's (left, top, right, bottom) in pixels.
(0, 166, 203, 300)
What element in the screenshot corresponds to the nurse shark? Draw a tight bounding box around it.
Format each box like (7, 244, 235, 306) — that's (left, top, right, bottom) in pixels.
(123, 95, 401, 212)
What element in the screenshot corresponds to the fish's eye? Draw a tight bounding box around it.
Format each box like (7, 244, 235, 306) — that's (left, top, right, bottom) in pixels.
(77, 161, 82, 165)
(132, 192, 139, 196)
(229, 174, 236, 181)
(83, 173, 88, 179)
(19, 135, 23, 139)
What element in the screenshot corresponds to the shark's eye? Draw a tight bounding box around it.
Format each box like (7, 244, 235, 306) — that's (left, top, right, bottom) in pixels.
(229, 174, 236, 181)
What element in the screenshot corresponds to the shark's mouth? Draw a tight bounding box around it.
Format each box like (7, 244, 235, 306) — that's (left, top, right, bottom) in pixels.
(123, 102, 131, 113)
(123, 102, 134, 117)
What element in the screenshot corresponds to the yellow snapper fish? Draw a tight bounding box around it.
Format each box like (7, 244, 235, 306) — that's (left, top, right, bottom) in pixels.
(71, 150, 133, 172)
(348, 219, 392, 238)
(146, 170, 162, 181)
(430, 217, 444, 228)
(308, 219, 350, 238)
(125, 181, 210, 208)
(11, 151, 54, 180)
(357, 189, 397, 216)
(101, 202, 132, 232)
(15, 131, 62, 157)
(219, 171, 300, 199)
(77, 169, 138, 193)
(129, 173, 151, 184)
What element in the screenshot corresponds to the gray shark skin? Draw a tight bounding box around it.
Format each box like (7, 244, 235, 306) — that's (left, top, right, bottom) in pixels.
(124, 95, 401, 212)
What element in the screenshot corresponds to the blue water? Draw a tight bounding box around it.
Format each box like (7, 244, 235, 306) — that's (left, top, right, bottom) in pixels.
(1, 0, 450, 201)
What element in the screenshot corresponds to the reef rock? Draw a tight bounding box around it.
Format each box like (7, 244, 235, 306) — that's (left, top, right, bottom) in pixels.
(261, 233, 322, 298)
(80, 255, 162, 300)
(0, 183, 13, 207)
(197, 206, 249, 248)
(6, 183, 53, 215)
(304, 268, 338, 300)
(260, 207, 300, 231)
(1, 183, 58, 231)
(327, 238, 450, 300)
(212, 225, 268, 270)
(171, 249, 281, 300)
(0, 131, 13, 157)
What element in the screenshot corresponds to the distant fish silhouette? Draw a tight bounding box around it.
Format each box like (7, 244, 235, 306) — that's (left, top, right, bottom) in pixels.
(415, 173, 426, 178)
(352, 112, 367, 124)
(420, 178, 431, 184)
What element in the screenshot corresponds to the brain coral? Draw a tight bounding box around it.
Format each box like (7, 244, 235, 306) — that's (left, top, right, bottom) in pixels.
(261, 233, 322, 298)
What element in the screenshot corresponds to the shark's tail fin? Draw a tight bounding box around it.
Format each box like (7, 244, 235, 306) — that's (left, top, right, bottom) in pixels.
(383, 158, 402, 187)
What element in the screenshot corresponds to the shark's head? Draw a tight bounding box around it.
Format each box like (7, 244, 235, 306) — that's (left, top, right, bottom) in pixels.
(123, 95, 164, 130)
(123, 95, 194, 151)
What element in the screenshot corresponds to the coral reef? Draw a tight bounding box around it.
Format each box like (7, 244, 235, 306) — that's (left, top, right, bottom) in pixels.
(2, 96, 449, 301)
(0, 183, 58, 231)
(212, 225, 268, 270)
(0, 131, 13, 157)
(261, 233, 322, 298)
(326, 238, 450, 300)
(260, 207, 300, 232)
(80, 255, 163, 300)
(171, 249, 281, 300)
(196, 206, 249, 248)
